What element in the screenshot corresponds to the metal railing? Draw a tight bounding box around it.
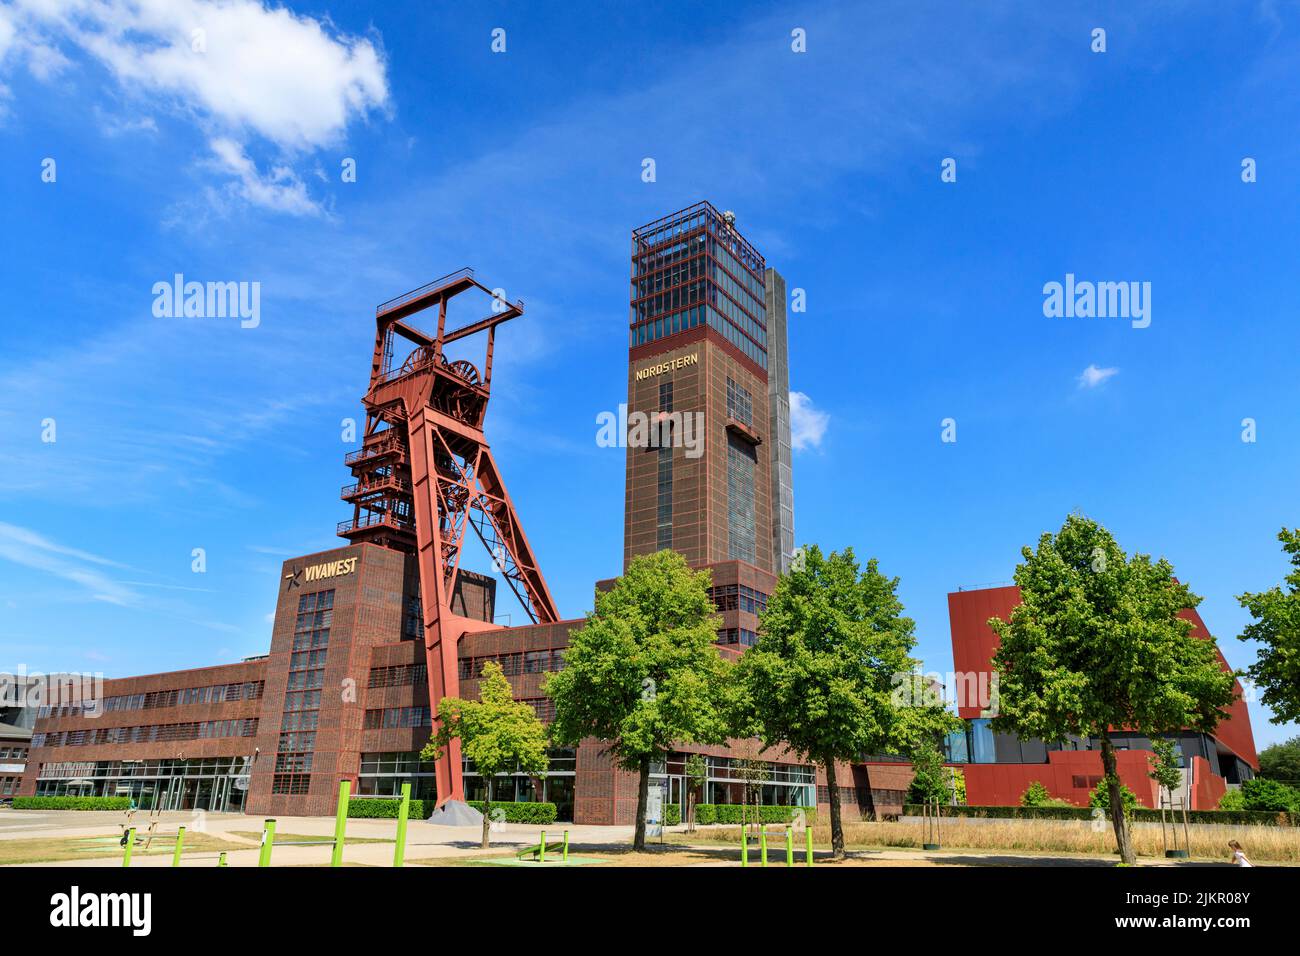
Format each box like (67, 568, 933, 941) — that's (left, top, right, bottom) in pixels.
(340, 476, 411, 498)
(376, 268, 475, 316)
(343, 434, 405, 465)
(337, 512, 414, 535)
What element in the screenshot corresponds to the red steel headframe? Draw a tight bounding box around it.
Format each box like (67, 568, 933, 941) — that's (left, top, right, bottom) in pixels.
(338, 268, 559, 804)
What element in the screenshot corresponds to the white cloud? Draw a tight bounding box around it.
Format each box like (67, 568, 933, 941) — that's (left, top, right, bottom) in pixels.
(1077, 364, 1119, 389)
(92, 106, 158, 137)
(790, 391, 829, 451)
(2, 0, 389, 212)
(208, 136, 323, 217)
(0, 521, 136, 606)
(0, 7, 16, 62)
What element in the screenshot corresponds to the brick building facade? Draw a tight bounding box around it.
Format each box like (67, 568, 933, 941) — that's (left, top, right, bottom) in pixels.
(18, 203, 914, 823)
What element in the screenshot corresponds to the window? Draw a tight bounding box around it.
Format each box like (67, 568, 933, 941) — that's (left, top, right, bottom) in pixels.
(278, 589, 332, 797)
(716, 628, 759, 647)
(725, 433, 758, 564)
(709, 584, 768, 615)
(368, 662, 427, 689)
(459, 650, 563, 680)
(363, 707, 431, 730)
(273, 774, 311, 795)
(403, 595, 422, 640)
(656, 379, 673, 551)
(726, 377, 753, 427)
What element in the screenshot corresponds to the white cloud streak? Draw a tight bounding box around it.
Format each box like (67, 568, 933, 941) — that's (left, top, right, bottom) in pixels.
(0, 521, 137, 605)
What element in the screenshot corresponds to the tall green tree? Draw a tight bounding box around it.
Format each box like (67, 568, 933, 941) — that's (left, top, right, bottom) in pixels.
(990, 515, 1237, 864)
(1258, 736, 1300, 783)
(544, 550, 729, 851)
(421, 661, 549, 849)
(734, 545, 955, 859)
(1237, 528, 1300, 725)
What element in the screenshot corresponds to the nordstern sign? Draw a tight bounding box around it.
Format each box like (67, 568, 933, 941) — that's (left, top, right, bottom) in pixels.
(635, 353, 698, 381)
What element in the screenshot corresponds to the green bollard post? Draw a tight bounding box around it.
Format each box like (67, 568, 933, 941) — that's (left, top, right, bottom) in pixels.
(218, 851, 228, 867)
(171, 825, 186, 867)
(760, 827, 768, 867)
(331, 780, 351, 867)
(741, 824, 748, 866)
(562, 829, 569, 862)
(785, 826, 793, 866)
(393, 782, 411, 868)
(539, 831, 547, 863)
(122, 827, 136, 867)
(805, 825, 814, 866)
(258, 819, 276, 867)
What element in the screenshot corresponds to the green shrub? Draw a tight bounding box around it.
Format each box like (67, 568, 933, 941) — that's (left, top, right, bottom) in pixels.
(466, 801, 557, 824)
(11, 796, 134, 811)
(664, 804, 681, 826)
(1089, 780, 1139, 817)
(1019, 781, 1052, 807)
(693, 804, 814, 825)
(347, 797, 433, 819)
(1241, 777, 1300, 813)
(1217, 789, 1246, 811)
(901, 803, 1299, 826)
(904, 803, 1094, 821)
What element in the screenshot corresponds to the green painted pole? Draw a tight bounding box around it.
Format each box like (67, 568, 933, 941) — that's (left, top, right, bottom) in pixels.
(393, 782, 411, 868)
(785, 826, 793, 866)
(562, 829, 569, 862)
(331, 780, 351, 867)
(741, 824, 748, 866)
(122, 827, 136, 867)
(539, 831, 547, 863)
(171, 826, 186, 867)
(258, 819, 276, 867)
(760, 827, 768, 867)
(805, 825, 814, 866)
(218, 851, 227, 867)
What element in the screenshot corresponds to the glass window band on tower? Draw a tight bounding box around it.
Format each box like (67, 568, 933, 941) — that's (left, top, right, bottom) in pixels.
(275, 589, 332, 795)
(656, 381, 673, 551)
(630, 202, 768, 369)
(726, 432, 757, 564)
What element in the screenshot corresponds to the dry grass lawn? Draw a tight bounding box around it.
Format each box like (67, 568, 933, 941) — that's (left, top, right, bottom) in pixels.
(0, 831, 249, 866)
(677, 819, 1300, 863)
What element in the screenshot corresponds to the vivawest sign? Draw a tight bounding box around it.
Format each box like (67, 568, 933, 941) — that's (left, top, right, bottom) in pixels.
(284, 557, 359, 590)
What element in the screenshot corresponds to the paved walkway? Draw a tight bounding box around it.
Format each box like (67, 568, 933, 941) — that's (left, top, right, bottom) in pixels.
(0, 809, 637, 867)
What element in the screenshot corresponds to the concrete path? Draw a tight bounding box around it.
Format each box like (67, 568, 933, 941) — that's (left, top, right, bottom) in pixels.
(0, 808, 636, 867)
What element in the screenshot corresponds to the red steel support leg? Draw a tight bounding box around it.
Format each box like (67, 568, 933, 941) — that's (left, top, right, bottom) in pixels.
(407, 407, 463, 804)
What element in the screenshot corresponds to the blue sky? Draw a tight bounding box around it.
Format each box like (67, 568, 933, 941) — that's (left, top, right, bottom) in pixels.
(0, 0, 1297, 748)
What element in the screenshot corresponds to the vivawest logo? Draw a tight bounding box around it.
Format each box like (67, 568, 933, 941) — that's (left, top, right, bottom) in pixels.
(49, 886, 151, 937)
